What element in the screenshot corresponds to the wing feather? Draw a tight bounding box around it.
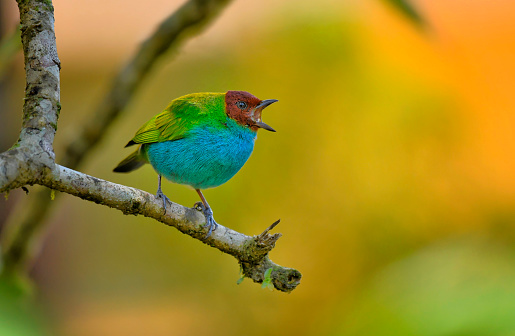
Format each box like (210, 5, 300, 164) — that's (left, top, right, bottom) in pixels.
(125, 93, 226, 147)
(128, 98, 201, 145)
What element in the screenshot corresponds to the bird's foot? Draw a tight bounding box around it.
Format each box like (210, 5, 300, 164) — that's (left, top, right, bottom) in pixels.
(193, 202, 218, 238)
(156, 189, 170, 214)
(203, 207, 218, 238)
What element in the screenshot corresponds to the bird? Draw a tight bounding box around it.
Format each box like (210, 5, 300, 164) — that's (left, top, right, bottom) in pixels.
(113, 91, 278, 237)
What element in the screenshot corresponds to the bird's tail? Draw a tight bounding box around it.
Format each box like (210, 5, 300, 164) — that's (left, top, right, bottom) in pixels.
(113, 149, 146, 173)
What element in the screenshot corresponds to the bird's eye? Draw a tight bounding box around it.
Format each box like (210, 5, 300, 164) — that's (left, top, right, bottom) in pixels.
(236, 101, 247, 110)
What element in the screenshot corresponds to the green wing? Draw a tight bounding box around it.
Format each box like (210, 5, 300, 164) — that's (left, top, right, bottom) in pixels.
(126, 93, 225, 147)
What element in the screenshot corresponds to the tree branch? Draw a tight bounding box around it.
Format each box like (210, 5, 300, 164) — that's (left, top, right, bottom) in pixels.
(0, 0, 302, 292)
(41, 165, 300, 292)
(0, 0, 60, 191)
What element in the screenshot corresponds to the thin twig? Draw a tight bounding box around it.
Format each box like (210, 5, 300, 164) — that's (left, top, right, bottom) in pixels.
(258, 219, 281, 238)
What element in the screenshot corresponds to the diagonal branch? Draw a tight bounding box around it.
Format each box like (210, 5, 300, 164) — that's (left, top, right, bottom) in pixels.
(63, 0, 233, 168)
(2, 160, 302, 292)
(41, 165, 301, 292)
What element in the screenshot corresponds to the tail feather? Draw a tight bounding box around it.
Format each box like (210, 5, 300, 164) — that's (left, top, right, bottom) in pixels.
(113, 149, 146, 173)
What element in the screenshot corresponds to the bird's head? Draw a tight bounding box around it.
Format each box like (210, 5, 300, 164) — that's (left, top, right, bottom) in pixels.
(225, 91, 278, 132)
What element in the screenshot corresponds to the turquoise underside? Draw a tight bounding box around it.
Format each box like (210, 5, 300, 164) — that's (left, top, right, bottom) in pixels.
(145, 117, 257, 190)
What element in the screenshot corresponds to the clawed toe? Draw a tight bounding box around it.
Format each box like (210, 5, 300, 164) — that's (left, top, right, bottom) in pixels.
(156, 190, 170, 214)
(155, 175, 170, 214)
(194, 189, 218, 238)
(202, 207, 218, 238)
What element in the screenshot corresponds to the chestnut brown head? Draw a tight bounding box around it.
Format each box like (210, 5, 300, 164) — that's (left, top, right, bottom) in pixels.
(225, 91, 278, 132)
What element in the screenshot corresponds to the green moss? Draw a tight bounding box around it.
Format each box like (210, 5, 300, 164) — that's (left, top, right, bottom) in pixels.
(8, 142, 20, 151)
(40, 0, 54, 11)
(19, 0, 54, 12)
(50, 122, 57, 131)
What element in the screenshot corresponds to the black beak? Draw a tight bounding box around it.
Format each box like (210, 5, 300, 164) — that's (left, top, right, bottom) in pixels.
(256, 99, 278, 109)
(255, 121, 276, 132)
(254, 99, 278, 132)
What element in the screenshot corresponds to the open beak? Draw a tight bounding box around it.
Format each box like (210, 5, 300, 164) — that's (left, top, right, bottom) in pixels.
(253, 99, 278, 132)
(255, 121, 276, 132)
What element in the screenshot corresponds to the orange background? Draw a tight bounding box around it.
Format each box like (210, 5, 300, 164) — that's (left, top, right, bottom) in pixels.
(1, 0, 515, 335)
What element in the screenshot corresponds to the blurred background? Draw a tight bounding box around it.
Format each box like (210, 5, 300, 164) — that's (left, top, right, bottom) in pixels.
(1, 0, 515, 335)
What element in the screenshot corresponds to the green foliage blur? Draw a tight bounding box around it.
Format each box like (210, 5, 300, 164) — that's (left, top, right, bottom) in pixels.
(1, 0, 515, 335)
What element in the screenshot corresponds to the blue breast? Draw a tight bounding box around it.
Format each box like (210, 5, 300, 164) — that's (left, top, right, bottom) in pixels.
(145, 118, 257, 189)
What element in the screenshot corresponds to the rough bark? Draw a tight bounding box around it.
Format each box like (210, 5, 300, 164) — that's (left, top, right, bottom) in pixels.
(0, 0, 301, 293)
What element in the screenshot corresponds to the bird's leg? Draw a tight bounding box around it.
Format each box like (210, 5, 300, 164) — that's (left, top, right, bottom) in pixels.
(156, 174, 170, 213)
(195, 189, 218, 238)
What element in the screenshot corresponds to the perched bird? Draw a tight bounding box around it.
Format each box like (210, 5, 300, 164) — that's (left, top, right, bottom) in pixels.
(113, 91, 278, 237)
